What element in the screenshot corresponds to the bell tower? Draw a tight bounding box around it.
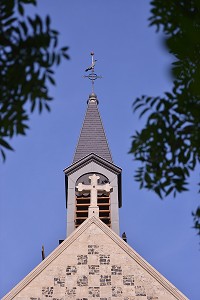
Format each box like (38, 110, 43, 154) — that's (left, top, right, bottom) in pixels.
(64, 54, 122, 236)
(64, 91, 122, 237)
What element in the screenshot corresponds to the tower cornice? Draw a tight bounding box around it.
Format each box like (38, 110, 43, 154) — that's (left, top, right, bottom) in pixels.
(65, 153, 121, 176)
(64, 153, 122, 210)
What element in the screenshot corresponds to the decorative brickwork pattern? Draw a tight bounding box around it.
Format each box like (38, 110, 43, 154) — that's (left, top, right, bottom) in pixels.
(88, 245, 99, 255)
(42, 287, 54, 297)
(112, 286, 123, 297)
(88, 287, 100, 297)
(77, 275, 88, 286)
(111, 265, 122, 275)
(13, 224, 184, 300)
(123, 275, 134, 286)
(88, 265, 99, 275)
(54, 277, 65, 287)
(100, 275, 111, 286)
(65, 287, 76, 296)
(66, 265, 77, 275)
(135, 285, 146, 296)
(99, 254, 110, 265)
(77, 255, 88, 265)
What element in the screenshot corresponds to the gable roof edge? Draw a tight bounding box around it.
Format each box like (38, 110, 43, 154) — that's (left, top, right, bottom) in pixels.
(2, 218, 96, 300)
(64, 152, 122, 176)
(93, 217, 188, 300)
(3, 217, 188, 300)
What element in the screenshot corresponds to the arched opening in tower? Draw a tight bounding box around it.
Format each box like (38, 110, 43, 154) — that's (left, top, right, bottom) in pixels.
(75, 173, 111, 228)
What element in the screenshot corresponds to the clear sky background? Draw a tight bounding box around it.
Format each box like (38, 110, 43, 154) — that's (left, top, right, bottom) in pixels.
(0, 1, 199, 299)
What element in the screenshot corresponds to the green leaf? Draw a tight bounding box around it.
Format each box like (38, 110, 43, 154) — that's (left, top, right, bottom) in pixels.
(61, 46, 69, 51)
(144, 172, 151, 183)
(150, 97, 159, 107)
(0, 0, 69, 162)
(28, 16, 36, 32)
(165, 92, 174, 100)
(4, 17, 17, 27)
(31, 100, 36, 112)
(45, 103, 51, 112)
(62, 53, 70, 60)
(57, 54, 61, 65)
(133, 97, 142, 107)
(0, 139, 14, 151)
(48, 75, 55, 85)
(133, 103, 145, 112)
(139, 107, 150, 118)
(165, 186, 174, 196)
(36, 14, 43, 32)
(46, 15, 50, 28)
(18, 3, 24, 16)
(39, 101, 43, 113)
(20, 21, 28, 36)
(1, 150, 6, 162)
(154, 186, 162, 199)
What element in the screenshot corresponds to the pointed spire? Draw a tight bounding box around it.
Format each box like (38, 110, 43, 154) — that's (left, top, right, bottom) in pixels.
(73, 93, 113, 163)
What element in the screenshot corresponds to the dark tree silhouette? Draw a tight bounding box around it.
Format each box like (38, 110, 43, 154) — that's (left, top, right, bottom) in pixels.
(129, 0, 200, 234)
(0, 0, 69, 160)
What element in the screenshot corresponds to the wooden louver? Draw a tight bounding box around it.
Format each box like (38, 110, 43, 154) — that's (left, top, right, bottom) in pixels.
(75, 191, 111, 228)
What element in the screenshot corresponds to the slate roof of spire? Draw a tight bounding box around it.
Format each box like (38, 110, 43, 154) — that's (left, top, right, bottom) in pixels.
(73, 93, 113, 163)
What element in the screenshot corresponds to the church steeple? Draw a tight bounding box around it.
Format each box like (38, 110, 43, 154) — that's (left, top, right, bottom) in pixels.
(64, 54, 122, 237)
(73, 93, 112, 163)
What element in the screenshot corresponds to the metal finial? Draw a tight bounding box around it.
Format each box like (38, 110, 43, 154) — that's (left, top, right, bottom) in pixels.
(84, 52, 102, 93)
(42, 245, 45, 260)
(122, 232, 127, 243)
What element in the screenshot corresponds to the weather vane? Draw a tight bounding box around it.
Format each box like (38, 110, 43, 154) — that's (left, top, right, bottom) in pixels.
(84, 52, 102, 93)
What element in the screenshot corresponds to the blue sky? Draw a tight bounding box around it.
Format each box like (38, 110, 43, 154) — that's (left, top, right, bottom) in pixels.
(0, 1, 199, 299)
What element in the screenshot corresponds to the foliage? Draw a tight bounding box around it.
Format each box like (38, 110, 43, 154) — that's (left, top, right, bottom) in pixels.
(0, 0, 69, 160)
(129, 0, 200, 233)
